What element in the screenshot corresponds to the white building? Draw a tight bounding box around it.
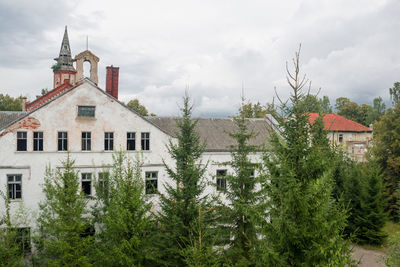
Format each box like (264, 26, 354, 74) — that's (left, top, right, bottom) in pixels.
(0, 28, 271, 249)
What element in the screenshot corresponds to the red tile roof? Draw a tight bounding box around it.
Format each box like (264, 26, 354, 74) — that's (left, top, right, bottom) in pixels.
(26, 81, 73, 111)
(309, 113, 372, 132)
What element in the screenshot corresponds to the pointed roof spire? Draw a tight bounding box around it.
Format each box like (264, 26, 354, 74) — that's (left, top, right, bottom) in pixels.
(54, 26, 75, 72)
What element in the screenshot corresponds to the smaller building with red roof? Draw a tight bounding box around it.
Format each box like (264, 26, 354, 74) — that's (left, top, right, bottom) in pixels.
(309, 113, 372, 162)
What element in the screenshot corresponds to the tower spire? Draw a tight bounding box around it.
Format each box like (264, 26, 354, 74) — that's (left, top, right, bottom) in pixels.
(54, 25, 75, 71)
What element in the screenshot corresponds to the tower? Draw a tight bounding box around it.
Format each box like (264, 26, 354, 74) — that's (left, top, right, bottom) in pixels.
(53, 26, 76, 88)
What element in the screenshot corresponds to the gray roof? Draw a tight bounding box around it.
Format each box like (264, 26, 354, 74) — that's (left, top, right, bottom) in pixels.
(148, 117, 271, 152)
(0, 111, 26, 129)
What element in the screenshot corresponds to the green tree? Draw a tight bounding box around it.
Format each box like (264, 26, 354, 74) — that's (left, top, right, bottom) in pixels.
(91, 151, 155, 266)
(155, 94, 215, 266)
(0, 189, 25, 267)
(218, 100, 265, 265)
(0, 94, 22, 111)
(36, 88, 49, 99)
(261, 47, 353, 266)
(386, 232, 400, 267)
(366, 97, 386, 125)
(297, 94, 333, 114)
(241, 101, 268, 118)
(35, 155, 92, 266)
(127, 98, 150, 116)
(390, 82, 400, 107)
(372, 103, 400, 221)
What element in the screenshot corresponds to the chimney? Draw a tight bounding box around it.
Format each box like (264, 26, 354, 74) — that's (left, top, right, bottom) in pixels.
(22, 97, 27, 112)
(106, 65, 119, 99)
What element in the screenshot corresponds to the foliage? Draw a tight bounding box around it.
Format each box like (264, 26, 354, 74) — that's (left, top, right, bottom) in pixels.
(217, 100, 266, 265)
(240, 101, 278, 118)
(0, 188, 25, 267)
(261, 47, 354, 266)
(389, 82, 400, 107)
(386, 232, 400, 267)
(127, 98, 150, 116)
(91, 151, 155, 266)
(372, 103, 400, 221)
(35, 155, 92, 266)
(297, 94, 333, 114)
(155, 93, 215, 266)
(51, 63, 61, 71)
(0, 94, 22, 111)
(36, 88, 49, 99)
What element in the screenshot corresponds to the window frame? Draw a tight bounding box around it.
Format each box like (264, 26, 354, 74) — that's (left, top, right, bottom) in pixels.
(216, 169, 227, 191)
(81, 132, 91, 151)
(7, 174, 22, 200)
(77, 105, 95, 118)
(127, 132, 136, 151)
(104, 132, 114, 151)
(81, 173, 92, 196)
(16, 131, 27, 151)
(141, 132, 150, 151)
(58, 131, 68, 151)
(338, 133, 343, 143)
(145, 171, 158, 194)
(33, 131, 43, 151)
(97, 172, 110, 196)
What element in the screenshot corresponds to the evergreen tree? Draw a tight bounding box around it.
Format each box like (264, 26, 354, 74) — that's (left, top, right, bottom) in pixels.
(156, 93, 215, 266)
(261, 47, 353, 266)
(91, 151, 155, 266)
(218, 101, 265, 265)
(35, 155, 92, 266)
(0, 189, 24, 267)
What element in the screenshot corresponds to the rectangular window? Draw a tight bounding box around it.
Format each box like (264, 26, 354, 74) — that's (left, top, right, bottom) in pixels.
(17, 131, 27, 151)
(58, 132, 68, 151)
(16, 227, 31, 254)
(98, 172, 109, 196)
(127, 132, 136, 151)
(141, 132, 150, 151)
(104, 132, 114, 151)
(339, 133, 343, 143)
(145, 171, 158, 194)
(216, 170, 227, 191)
(82, 132, 91, 151)
(78, 106, 95, 117)
(81, 173, 92, 196)
(33, 131, 43, 151)
(7, 174, 22, 200)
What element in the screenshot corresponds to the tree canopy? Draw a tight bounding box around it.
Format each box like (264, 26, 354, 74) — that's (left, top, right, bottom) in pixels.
(0, 94, 22, 111)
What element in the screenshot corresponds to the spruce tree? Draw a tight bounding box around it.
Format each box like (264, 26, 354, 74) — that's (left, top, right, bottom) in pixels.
(91, 151, 155, 266)
(35, 155, 92, 266)
(261, 47, 353, 266)
(156, 93, 215, 266)
(0, 189, 24, 266)
(218, 101, 265, 265)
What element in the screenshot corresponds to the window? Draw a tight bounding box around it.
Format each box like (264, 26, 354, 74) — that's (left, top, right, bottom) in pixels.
(15, 228, 31, 254)
(216, 170, 227, 191)
(58, 132, 68, 151)
(98, 172, 109, 196)
(104, 132, 114, 151)
(7, 174, 22, 200)
(78, 106, 95, 117)
(141, 132, 150, 151)
(81, 173, 92, 196)
(17, 131, 27, 151)
(127, 132, 136, 151)
(250, 169, 255, 179)
(339, 133, 343, 143)
(82, 132, 91, 151)
(33, 131, 43, 151)
(145, 171, 158, 194)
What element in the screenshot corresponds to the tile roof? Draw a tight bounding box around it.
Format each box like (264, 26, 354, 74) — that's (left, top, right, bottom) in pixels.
(309, 113, 372, 132)
(148, 117, 271, 152)
(26, 81, 73, 111)
(0, 111, 27, 129)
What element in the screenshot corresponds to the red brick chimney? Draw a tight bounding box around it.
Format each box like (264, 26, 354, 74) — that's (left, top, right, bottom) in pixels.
(106, 65, 119, 99)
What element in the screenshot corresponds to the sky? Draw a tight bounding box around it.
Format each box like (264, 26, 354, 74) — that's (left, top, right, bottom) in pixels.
(0, 0, 399, 117)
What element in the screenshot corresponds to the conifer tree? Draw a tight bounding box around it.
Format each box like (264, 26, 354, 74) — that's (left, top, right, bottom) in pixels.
(35, 155, 92, 266)
(218, 101, 265, 265)
(0, 188, 24, 266)
(156, 93, 215, 266)
(261, 46, 353, 266)
(91, 151, 155, 266)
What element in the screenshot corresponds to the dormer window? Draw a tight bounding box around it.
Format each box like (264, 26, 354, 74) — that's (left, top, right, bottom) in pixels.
(78, 106, 95, 117)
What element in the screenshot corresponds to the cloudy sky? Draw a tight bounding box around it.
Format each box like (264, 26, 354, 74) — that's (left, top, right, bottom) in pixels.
(1, 0, 399, 116)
